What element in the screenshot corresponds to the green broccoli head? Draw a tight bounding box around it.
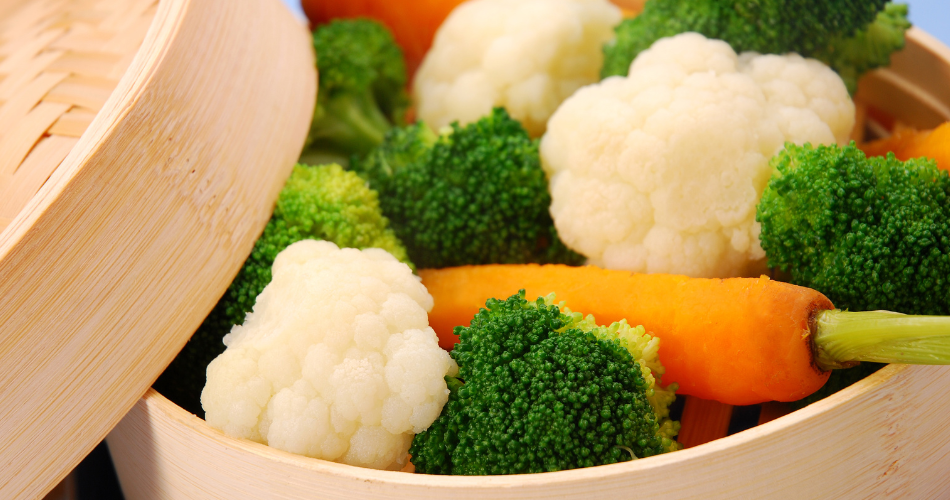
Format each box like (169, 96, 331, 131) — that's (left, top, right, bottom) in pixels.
(154, 163, 411, 416)
(812, 3, 911, 94)
(349, 118, 439, 183)
(350, 107, 584, 269)
(757, 142, 950, 316)
(601, 0, 897, 92)
(409, 291, 680, 475)
(301, 18, 410, 166)
(601, 0, 719, 78)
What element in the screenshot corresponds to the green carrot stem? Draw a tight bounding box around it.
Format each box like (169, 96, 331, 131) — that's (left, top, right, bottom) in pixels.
(814, 310, 950, 370)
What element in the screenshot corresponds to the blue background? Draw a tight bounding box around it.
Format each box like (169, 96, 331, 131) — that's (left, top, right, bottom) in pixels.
(904, 0, 950, 44)
(279, 0, 949, 47)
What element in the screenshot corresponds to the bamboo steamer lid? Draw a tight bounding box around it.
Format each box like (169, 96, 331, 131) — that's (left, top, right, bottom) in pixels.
(106, 27, 950, 500)
(0, 0, 315, 497)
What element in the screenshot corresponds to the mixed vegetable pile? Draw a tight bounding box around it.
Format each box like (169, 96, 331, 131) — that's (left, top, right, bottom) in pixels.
(152, 0, 950, 476)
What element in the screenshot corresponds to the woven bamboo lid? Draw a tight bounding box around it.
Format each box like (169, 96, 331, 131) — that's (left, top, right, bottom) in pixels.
(0, 0, 315, 497)
(0, 0, 158, 229)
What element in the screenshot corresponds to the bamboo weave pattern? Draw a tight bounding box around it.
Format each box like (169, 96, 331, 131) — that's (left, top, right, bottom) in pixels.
(0, 0, 157, 231)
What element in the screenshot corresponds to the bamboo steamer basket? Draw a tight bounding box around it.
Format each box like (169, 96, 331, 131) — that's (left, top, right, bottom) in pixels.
(0, 0, 315, 498)
(107, 28, 950, 499)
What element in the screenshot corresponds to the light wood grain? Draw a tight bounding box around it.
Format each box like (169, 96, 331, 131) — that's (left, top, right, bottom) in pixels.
(109, 365, 950, 499)
(855, 27, 950, 130)
(0, 0, 162, 232)
(0, 0, 316, 497)
(104, 28, 950, 500)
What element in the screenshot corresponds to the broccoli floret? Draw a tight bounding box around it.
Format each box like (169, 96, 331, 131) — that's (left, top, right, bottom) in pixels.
(758, 142, 950, 407)
(350, 118, 439, 183)
(350, 107, 584, 269)
(811, 3, 911, 94)
(409, 291, 680, 475)
(601, 0, 901, 93)
(757, 142, 950, 315)
(154, 163, 411, 416)
(299, 19, 409, 166)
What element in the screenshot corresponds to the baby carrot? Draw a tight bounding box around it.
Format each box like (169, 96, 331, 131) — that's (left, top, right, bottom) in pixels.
(860, 122, 950, 171)
(419, 264, 833, 405)
(676, 397, 734, 448)
(422, 264, 950, 405)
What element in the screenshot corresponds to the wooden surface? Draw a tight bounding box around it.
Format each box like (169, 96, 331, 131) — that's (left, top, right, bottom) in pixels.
(0, 0, 316, 497)
(110, 365, 950, 499)
(855, 27, 950, 130)
(105, 28, 950, 499)
(0, 0, 157, 231)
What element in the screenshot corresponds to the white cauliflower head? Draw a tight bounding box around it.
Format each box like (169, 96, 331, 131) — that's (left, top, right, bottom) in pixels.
(201, 240, 455, 470)
(413, 0, 622, 137)
(541, 32, 855, 278)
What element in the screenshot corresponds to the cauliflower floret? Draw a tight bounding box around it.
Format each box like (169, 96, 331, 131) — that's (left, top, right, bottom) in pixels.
(201, 240, 455, 470)
(541, 32, 855, 278)
(414, 0, 622, 137)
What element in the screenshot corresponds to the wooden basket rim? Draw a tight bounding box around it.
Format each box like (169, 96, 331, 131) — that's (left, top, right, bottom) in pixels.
(140, 363, 908, 487)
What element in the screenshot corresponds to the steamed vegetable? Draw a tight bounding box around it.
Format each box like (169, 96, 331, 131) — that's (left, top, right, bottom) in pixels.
(758, 141, 950, 405)
(154, 163, 411, 416)
(758, 142, 950, 316)
(413, 0, 622, 137)
(301, 0, 468, 77)
(540, 33, 854, 278)
(300, 19, 409, 166)
(351, 107, 583, 269)
(202, 240, 454, 470)
(418, 264, 950, 405)
(600, 0, 905, 93)
(409, 290, 679, 475)
(810, 2, 911, 93)
(861, 121, 950, 171)
(419, 265, 831, 404)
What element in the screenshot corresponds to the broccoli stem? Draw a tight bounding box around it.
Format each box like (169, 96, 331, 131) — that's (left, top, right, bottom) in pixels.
(814, 310, 950, 369)
(306, 91, 392, 158)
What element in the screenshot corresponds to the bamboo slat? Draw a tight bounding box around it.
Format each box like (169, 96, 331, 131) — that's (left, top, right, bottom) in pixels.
(110, 365, 950, 499)
(0, 0, 159, 233)
(106, 27, 950, 500)
(0, 0, 316, 497)
(0, 134, 76, 221)
(854, 27, 950, 130)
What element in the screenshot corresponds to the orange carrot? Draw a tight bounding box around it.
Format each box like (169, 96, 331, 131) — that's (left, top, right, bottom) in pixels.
(677, 397, 734, 448)
(609, 0, 647, 16)
(418, 264, 833, 406)
(860, 122, 950, 171)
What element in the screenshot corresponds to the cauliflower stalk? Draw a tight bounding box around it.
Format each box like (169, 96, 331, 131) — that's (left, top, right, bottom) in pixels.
(201, 240, 455, 470)
(413, 0, 622, 137)
(541, 32, 855, 278)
